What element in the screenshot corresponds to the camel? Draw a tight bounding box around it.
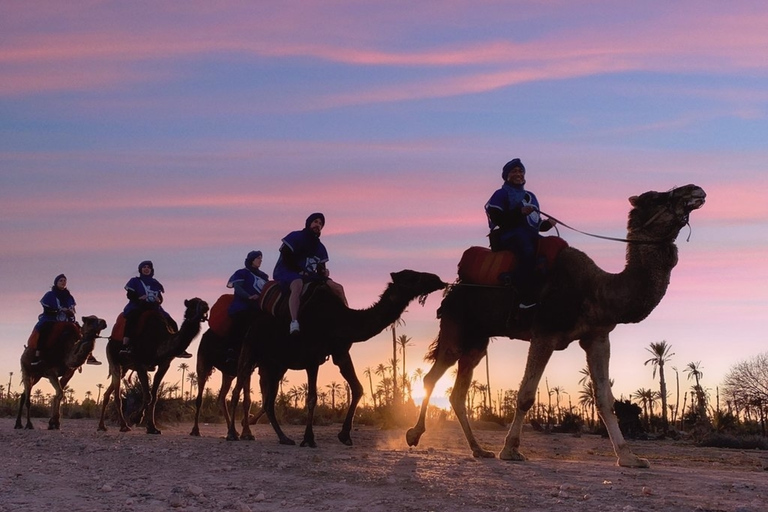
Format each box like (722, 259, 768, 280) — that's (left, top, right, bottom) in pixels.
(97, 298, 209, 434)
(227, 270, 446, 447)
(15, 315, 108, 430)
(406, 184, 706, 468)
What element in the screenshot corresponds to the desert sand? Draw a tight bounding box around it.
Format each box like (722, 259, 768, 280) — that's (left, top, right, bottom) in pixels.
(2, 417, 766, 512)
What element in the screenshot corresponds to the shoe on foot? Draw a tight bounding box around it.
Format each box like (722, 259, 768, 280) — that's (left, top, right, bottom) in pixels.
(518, 301, 538, 310)
(289, 320, 300, 334)
(119, 345, 132, 355)
(31, 359, 43, 367)
(86, 355, 102, 365)
(178, 351, 192, 359)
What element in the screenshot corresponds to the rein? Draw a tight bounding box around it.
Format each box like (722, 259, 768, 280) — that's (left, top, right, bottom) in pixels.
(539, 209, 690, 245)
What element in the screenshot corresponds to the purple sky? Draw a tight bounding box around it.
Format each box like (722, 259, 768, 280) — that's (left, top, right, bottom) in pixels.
(2, 2, 767, 411)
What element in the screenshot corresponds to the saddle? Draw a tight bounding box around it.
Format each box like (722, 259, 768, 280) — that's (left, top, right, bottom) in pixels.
(27, 321, 81, 351)
(208, 294, 235, 337)
(457, 236, 569, 286)
(258, 280, 323, 318)
(109, 309, 172, 341)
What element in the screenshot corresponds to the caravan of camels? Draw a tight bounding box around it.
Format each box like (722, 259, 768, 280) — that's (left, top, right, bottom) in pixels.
(13, 184, 706, 469)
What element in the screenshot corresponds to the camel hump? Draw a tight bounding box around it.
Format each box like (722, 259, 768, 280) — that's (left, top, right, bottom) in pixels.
(457, 237, 568, 285)
(209, 294, 235, 336)
(110, 313, 126, 340)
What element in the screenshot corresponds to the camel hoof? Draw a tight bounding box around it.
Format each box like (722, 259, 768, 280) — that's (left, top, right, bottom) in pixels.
(146, 428, 161, 435)
(120, 425, 132, 433)
(48, 424, 60, 431)
(499, 448, 526, 462)
(97, 425, 107, 432)
(337, 433, 353, 446)
(25, 424, 34, 430)
(14, 423, 23, 430)
(300, 439, 317, 448)
(405, 427, 422, 447)
(472, 449, 496, 459)
(226, 433, 239, 441)
(240, 433, 255, 441)
(279, 438, 296, 446)
(618, 456, 651, 468)
(189, 429, 200, 437)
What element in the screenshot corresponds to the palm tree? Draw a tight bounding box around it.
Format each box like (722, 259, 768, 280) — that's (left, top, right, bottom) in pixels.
(178, 362, 189, 399)
(187, 372, 197, 399)
(363, 367, 377, 407)
(632, 388, 655, 428)
(85, 390, 93, 403)
(397, 334, 413, 403)
(684, 361, 707, 418)
(644, 340, 674, 430)
(551, 386, 565, 422)
(33, 388, 44, 405)
(8, 371, 13, 399)
(96, 383, 104, 405)
(375, 363, 391, 405)
(326, 381, 341, 410)
(388, 318, 405, 405)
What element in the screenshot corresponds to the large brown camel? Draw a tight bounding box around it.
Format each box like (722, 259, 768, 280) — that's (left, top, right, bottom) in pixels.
(15, 315, 108, 430)
(97, 297, 209, 434)
(227, 270, 446, 447)
(406, 184, 706, 467)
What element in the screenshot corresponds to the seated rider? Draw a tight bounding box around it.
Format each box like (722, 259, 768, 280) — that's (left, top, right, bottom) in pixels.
(273, 212, 347, 334)
(485, 158, 556, 307)
(225, 250, 269, 361)
(120, 260, 190, 358)
(31, 274, 101, 366)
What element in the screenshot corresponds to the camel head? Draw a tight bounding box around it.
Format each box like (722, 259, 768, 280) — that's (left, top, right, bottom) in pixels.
(627, 184, 706, 241)
(183, 297, 210, 322)
(81, 315, 108, 336)
(390, 270, 447, 305)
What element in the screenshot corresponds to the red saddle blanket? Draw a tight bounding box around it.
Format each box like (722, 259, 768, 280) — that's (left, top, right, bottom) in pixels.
(208, 294, 235, 337)
(258, 281, 285, 317)
(458, 236, 569, 285)
(27, 321, 81, 350)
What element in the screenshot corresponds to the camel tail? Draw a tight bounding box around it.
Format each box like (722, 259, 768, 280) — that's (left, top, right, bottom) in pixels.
(424, 338, 440, 362)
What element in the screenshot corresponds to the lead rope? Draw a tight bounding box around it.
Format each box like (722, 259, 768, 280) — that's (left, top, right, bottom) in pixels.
(538, 210, 682, 245)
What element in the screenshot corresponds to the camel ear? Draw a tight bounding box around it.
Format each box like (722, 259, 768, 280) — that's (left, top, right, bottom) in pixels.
(82, 316, 87, 323)
(100, 319, 108, 329)
(629, 195, 639, 206)
(184, 299, 190, 307)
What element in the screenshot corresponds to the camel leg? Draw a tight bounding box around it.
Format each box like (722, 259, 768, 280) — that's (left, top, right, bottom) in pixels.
(333, 351, 364, 446)
(239, 370, 256, 441)
(499, 340, 555, 461)
(190, 359, 220, 436)
(259, 367, 295, 445)
(248, 406, 266, 425)
(15, 385, 34, 430)
(226, 378, 243, 441)
(48, 376, 65, 430)
(406, 318, 462, 447)
(451, 348, 495, 458)
(300, 365, 319, 448)
(582, 335, 650, 468)
(144, 366, 166, 434)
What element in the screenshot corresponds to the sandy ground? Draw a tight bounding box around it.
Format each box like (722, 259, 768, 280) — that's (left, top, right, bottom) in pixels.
(2, 417, 767, 512)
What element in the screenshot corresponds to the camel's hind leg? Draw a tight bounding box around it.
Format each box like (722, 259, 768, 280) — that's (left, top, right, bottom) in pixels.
(406, 317, 462, 448)
(450, 348, 495, 458)
(499, 339, 555, 461)
(582, 334, 650, 468)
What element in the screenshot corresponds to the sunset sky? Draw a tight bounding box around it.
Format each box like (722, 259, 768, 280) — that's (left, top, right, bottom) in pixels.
(2, 2, 767, 413)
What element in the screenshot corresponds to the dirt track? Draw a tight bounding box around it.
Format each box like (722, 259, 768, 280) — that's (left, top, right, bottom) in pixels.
(2, 417, 766, 511)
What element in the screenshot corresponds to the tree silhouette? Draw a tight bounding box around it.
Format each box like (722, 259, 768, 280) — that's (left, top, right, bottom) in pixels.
(644, 340, 674, 430)
(326, 381, 341, 410)
(178, 362, 189, 400)
(397, 334, 413, 403)
(684, 361, 707, 418)
(363, 367, 377, 407)
(96, 383, 104, 405)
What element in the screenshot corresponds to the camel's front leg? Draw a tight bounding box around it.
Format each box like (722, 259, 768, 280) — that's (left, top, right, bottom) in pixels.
(582, 335, 650, 468)
(259, 367, 294, 445)
(48, 377, 65, 430)
(226, 377, 243, 441)
(301, 365, 319, 448)
(500, 340, 554, 461)
(406, 319, 461, 448)
(140, 368, 162, 434)
(15, 383, 34, 430)
(239, 370, 256, 440)
(333, 351, 364, 446)
(451, 348, 494, 458)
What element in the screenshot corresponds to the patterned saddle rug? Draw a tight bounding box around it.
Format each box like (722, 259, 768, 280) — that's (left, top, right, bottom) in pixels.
(457, 236, 569, 286)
